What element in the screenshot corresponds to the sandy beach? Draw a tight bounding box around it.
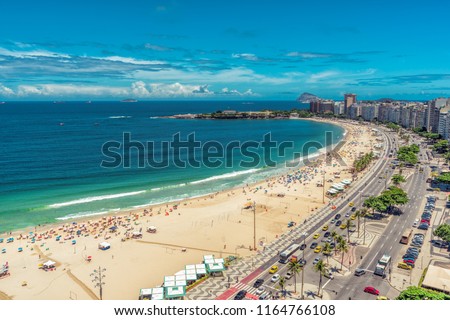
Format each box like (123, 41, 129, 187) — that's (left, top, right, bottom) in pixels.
(0, 119, 376, 300)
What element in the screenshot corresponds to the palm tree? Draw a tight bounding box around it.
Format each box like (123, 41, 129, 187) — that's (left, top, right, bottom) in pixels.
(287, 260, 302, 293)
(331, 232, 340, 254)
(355, 208, 368, 238)
(391, 174, 406, 186)
(337, 238, 349, 271)
(322, 242, 332, 265)
(344, 218, 354, 243)
(313, 259, 328, 297)
(278, 276, 287, 299)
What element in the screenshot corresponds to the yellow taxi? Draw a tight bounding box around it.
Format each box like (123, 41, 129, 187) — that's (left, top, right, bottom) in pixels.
(397, 262, 412, 270)
(322, 225, 329, 231)
(269, 265, 278, 274)
(350, 214, 356, 220)
(348, 202, 354, 207)
(340, 223, 347, 229)
(376, 296, 389, 300)
(322, 250, 331, 256)
(314, 245, 322, 253)
(313, 233, 320, 239)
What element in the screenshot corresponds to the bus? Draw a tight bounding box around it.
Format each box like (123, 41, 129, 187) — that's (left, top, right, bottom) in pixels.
(400, 229, 413, 244)
(279, 243, 300, 264)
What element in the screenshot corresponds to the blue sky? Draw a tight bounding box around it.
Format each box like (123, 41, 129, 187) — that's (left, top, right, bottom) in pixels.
(0, 0, 449, 100)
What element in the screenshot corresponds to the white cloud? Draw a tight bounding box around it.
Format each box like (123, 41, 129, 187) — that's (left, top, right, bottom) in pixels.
(7, 81, 255, 98)
(307, 71, 340, 83)
(232, 53, 259, 61)
(286, 52, 331, 59)
(0, 47, 70, 59)
(98, 56, 165, 65)
(0, 83, 14, 96)
(144, 43, 172, 51)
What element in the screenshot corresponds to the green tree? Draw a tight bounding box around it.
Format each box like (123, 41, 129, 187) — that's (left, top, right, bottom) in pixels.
(278, 276, 287, 298)
(436, 172, 450, 184)
(433, 224, 450, 242)
(344, 218, 354, 243)
(313, 259, 328, 297)
(391, 174, 406, 186)
(287, 260, 302, 294)
(331, 232, 340, 254)
(337, 238, 349, 271)
(364, 196, 388, 214)
(355, 208, 368, 237)
(433, 140, 449, 154)
(397, 286, 450, 300)
(322, 242, 332, 265)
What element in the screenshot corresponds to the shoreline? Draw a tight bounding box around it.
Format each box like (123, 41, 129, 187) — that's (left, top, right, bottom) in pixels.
(2, 117, 346, 235)
(0, 118, 374, 300)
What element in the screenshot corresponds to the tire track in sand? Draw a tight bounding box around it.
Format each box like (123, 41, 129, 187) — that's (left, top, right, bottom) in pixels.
(66, 269, 99, 300)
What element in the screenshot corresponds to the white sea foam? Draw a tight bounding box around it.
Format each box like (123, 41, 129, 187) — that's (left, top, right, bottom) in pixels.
(48, 190, 146, 209)
(108, 116, 132, 119)
(56, 208, 121, 221)
(190, 168, 260, 185)
(150, 183, 186, 192)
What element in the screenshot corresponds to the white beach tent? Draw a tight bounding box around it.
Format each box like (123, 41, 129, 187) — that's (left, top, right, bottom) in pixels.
(98, 242, 111, 250)
(341, 179, 351, 185)
(327, 189, 338, 194)
(43, 260, 56, 268)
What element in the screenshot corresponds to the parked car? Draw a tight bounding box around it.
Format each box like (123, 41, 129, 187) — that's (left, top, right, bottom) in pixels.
(364, 286, 380, 295)
(418, 223, 429, 230)
(403, 259, 415, 265)
(354, 268, 366, 276)
(335, 214, 341, 220)
(324, 271, 334, 279)
(234, 290, 247, 300)
(310, 242, 318, 249)
(335, 220, 342, 227)
(312, 256, 321, 265)
(340, 223, 347, 229)
(313, 233, 320, 239)
(351, 207, 357, 212)
(322, 225, 329, 231)
(330, 219, 336, 224)
(324, 231, 331, 238)
(285, 271, 293, 280)
(398, 262, 412, 270)
(314, 246, 322, 253)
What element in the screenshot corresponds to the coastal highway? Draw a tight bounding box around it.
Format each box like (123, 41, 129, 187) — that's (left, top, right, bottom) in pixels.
(230, 126, 398, 299)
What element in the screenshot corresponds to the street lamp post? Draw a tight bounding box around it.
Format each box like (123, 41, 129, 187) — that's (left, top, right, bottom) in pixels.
(253, 201, 256, 251)
(90, 266, 106, 300)
(301, 232, 307, 299)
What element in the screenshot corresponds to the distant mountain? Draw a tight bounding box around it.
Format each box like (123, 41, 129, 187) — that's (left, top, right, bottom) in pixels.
(376, 98, 394, 103)
(296, 92, 321, 103)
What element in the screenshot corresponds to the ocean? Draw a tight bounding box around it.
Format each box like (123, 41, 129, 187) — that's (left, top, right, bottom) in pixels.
(0, 101, 344, 232)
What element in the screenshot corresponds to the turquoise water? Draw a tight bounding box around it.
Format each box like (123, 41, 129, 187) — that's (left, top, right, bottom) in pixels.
(0, 101, 344, 232)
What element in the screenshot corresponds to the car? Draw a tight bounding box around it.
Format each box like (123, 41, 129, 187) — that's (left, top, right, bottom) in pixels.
(256, 287, 265, 295)
(285, 271, 293, 280)
(340, 223, 347, 229)
(351, 207, 357, 211)
(403, 259, 415, 265)
(354, 268, 366, 276)
(271, 274, 280, 283)
(324, 271, 334, 279)
(335, 214, 341, 220)
(253, 279, 264, 288)
(345, 213, 350, 218)
(404, 251, 419, 257)
(324, 231, 331, 238)
(398, 262, 413, 270)
(313, 233, 320, 239)
(310, 242, 318, 249)
(300, 243, 307, 250)
(287, 221, 295, 228)
(350, 214, 356, 220)
(269, 265, 278, 274)
(298, 258, 307, 267)
(364, 286, 380, 295)
(335, 220, 342, 227)
(234, 290, 247, 300)
(323, 249, 331, 256)
(259, 291, 272, 300)
(413, 237, 424, 243)
(322, 225, 329, 231)
(418, 224, 429, 230)
(330, 219, 336, 224)
(413, 219, 419, 227)
(376, 296, 389, 300)
(421, 214, 432, 219)
(407, 247, 420, 253)
(312, 256, 321, 265)
(414, 233, 425, 239)
(329, 243, 335, 249)
(420, 219, 430, 225)
(404, 261, 415, 268)
(402, 255, 417, 261)
(314, 246, 322, 253)
(411, 242, 423, 248)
